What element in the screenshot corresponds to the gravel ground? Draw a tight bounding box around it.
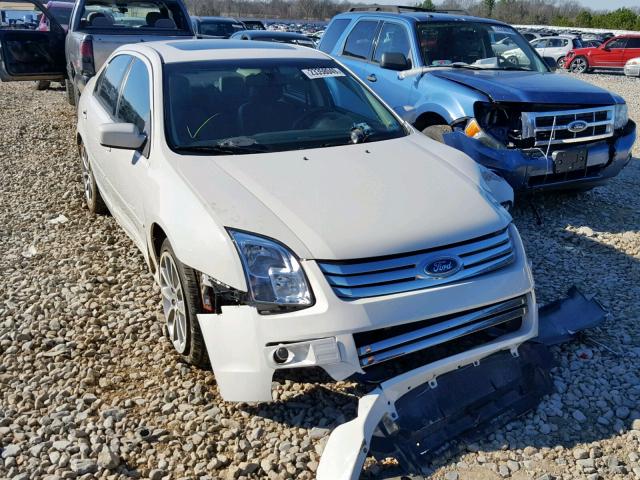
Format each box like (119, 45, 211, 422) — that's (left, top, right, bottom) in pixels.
(0, 72, 639, 480)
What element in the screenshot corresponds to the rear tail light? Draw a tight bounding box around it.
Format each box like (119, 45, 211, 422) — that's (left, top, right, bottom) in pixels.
(80, 37, 95, 76)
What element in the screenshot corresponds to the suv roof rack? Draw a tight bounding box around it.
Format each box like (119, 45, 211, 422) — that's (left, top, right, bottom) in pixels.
(347, 5, 470, 15)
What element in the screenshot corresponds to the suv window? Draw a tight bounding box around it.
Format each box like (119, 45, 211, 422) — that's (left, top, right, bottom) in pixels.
(607, 38, 627, 49)
(318, 18, 350, 53)
(531, 39, 547, 48)
(373, 22, 411, 64)
(117, 59, 150, 132)
(96, 55, 132, 115)
(343, 20, 379, 60)
(546, 38, 563, 48)
(626, 38, 640, 48)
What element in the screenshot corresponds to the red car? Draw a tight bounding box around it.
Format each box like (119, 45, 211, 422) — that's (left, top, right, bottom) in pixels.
(564, 34, 640, 73)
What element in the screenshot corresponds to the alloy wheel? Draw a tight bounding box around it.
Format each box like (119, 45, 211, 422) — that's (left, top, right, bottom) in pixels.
(159, 252, 188, 354)
(79, 144, 93, 205)
(557, 57, 565, 69)
(570, 58, 587, 73)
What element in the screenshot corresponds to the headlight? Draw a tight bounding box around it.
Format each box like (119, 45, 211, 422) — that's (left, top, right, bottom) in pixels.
(627, 58, 640, 66)
(464, 118, 505, 149)
(614, 104, 628, 130)
(229, 230, 313, 311)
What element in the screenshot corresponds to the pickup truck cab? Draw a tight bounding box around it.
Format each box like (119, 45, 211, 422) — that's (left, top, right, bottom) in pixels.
(320, 6, 636, 191)
(0, 0, 195, 106)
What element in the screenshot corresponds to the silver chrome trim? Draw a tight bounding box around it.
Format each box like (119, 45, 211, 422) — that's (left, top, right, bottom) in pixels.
(318, 227, 515, 300)
(357, 296, 527, 368)
(521, 106, 615, 146)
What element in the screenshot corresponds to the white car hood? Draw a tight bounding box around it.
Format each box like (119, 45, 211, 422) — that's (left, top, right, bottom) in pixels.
(175, 134, 508, 260)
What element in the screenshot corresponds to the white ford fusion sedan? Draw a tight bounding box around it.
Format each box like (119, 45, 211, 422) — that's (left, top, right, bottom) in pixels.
(76, 40, 535, 403)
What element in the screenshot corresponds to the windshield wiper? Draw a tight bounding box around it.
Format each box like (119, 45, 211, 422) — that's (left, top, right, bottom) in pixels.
(173, 144, 268, 155)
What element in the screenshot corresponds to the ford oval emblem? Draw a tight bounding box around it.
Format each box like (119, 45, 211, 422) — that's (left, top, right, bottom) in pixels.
(424, 257, 462, 278)
(567, 120, 589, 133)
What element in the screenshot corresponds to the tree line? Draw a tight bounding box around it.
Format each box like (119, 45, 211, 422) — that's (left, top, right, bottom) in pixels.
(183, 0, 640, 30)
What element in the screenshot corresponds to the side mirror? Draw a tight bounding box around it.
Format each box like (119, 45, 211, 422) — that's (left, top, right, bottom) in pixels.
(99, 123, 146, 150)
(602, 45, 610, 51)
(543, 56, 557, 71)
(380, 52, 410, 71)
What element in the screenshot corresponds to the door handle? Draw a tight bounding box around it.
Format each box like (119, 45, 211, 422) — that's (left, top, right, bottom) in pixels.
(366, 74, 377, 82)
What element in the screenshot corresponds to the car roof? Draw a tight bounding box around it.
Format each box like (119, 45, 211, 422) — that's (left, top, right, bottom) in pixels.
(133, 39, 329, 63)
(335, 10, 510, 27)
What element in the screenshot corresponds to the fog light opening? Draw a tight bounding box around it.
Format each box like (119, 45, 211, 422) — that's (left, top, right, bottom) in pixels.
(273, 347, 290, 364)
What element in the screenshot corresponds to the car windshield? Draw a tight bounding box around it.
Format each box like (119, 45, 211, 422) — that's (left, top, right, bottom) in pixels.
(78, 0, 191, 33)
(416, 21, 548, 72)
(164, 58, 406, 155)
(199, 21, 244, 36)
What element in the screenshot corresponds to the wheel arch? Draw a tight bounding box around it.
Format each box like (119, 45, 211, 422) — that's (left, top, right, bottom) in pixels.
(414, 111, 451, 131)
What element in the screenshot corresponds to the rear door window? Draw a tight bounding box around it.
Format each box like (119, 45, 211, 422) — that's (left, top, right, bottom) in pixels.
(318, 18, 350, 53)
(95, 55, 132, 115)
(116, 58, 151, 132)
(343, 20, 379, 60)
(373, 22, 412, 64)
(626, 38, 640, 49)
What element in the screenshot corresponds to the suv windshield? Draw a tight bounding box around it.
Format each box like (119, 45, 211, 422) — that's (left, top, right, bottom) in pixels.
(164, 58, 406, 155)
(416, 21, 548, 72)
(78, 0, 191, 33)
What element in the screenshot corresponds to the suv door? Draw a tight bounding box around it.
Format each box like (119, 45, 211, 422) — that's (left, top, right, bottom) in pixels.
(368, 21, 413, 116)
(338, 19, 380, 80)
(0, 0, 65, 81)
(592, 37, 627, 68)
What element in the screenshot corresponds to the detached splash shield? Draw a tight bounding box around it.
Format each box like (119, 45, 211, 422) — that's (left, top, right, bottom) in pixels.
(317, 288, 607, 479)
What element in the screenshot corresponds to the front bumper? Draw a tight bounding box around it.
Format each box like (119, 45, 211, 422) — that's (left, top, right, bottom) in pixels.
(444, 120, 636, 191)
(197, 225, 536, 402)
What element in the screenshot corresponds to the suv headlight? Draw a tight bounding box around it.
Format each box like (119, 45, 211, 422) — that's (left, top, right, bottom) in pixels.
(614, 103, 628, 130)
(229, 230, 313, 312)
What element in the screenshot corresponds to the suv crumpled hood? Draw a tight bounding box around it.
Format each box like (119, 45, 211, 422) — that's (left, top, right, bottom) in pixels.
(429, 70, 616, 105)
(175, 135, 508, 261)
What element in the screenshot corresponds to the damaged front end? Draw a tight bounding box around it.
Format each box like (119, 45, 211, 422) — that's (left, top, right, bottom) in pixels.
(445, 101, 636, 191)
(317, 288, 607, 479)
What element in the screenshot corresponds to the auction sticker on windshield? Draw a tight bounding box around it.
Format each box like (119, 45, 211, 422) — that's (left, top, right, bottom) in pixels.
(301, 68, 345, 79)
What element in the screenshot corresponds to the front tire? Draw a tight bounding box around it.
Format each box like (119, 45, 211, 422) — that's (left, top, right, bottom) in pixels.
(556, 56, 566, 69)
(158, 240, 208, 368)
(569, 56, 589, 74)
(422, 124, 452, 143)
(79, 142, 108, 215)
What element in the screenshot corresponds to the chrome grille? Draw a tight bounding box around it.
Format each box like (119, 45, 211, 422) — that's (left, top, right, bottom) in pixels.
(521, 106, 614, 147)
(354, 295, 527, 368)
(317, 227, 514, 300)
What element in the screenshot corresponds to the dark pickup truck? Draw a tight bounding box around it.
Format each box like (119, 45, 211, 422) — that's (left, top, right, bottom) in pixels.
(0, 0, 194, 105)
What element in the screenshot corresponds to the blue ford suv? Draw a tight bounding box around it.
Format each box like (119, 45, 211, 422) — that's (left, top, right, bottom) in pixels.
(320, 6, 636, 191)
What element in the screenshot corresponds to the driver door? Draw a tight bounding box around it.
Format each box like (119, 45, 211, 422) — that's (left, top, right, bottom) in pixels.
(0, 0, 66, 82)
(591, 38, 626, 68)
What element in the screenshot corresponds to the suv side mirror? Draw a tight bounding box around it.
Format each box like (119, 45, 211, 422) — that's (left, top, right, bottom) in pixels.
(380, 52, 410, 71)
(99, 123, 146, 150)
(543, 57, 557, 71)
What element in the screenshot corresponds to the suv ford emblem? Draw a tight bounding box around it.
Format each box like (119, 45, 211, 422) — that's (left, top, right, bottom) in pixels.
(424, 257, 462, 278)
(567, 120, 589, 133)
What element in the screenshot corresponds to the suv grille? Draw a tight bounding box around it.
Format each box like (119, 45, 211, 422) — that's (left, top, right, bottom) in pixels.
(521, 106, 614, 147)
(317, 227, 514, 300)
(353, 295, 527, 369)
